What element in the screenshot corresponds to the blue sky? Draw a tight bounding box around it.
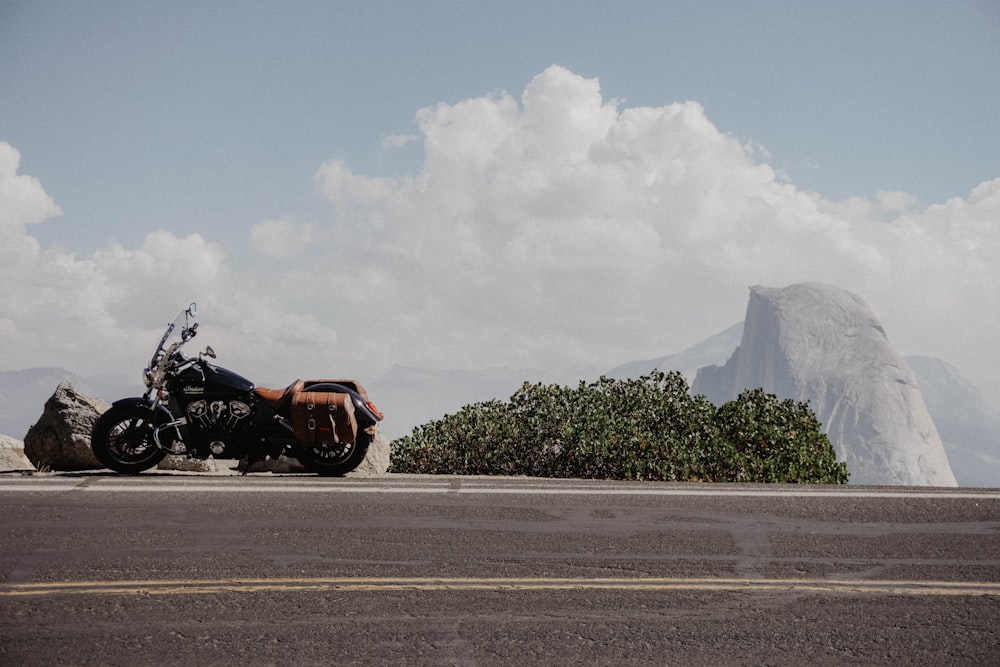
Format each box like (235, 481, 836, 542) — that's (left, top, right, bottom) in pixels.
(5, 1, 998, 243)
(1, 1, 999, 399)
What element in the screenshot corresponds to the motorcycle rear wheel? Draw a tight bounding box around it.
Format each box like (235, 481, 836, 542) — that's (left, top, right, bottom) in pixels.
(91, 403, 168, 474)
(296, 432, 371, 477)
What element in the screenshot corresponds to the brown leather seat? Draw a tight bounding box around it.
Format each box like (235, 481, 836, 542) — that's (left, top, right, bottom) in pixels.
(254, 379, 304, 410)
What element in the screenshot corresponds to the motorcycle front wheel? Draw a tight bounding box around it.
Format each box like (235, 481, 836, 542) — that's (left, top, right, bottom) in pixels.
(91, 402, 168, 474)
(296, 432, 371, 477)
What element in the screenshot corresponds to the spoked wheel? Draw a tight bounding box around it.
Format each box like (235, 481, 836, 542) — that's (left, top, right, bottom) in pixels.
(91, 402, 168, 474)
(296, 431, 371, 477)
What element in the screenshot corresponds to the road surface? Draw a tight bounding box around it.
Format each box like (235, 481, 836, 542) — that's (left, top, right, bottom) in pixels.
(2, 473, 999, 665)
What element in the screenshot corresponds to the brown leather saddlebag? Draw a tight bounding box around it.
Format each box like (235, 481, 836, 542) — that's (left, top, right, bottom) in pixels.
(291, 391, 358, 444)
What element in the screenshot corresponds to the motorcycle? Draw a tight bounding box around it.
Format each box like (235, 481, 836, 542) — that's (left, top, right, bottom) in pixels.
(91, 303, 384, 475)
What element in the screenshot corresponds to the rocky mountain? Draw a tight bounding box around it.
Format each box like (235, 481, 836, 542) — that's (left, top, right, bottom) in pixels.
(692, 283, 956, 486)
(616, 358, 1000, 487)
(906, 356, 1000, 487)
(606, 323, 744, 383)
(604, 327, 1000, 487)
(365, 312, 998, 485)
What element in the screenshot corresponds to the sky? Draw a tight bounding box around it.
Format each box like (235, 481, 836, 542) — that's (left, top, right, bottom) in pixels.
(1, 1, 999, 400)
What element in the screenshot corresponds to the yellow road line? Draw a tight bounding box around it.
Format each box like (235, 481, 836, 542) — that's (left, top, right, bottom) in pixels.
(3, 577, 1000, 598)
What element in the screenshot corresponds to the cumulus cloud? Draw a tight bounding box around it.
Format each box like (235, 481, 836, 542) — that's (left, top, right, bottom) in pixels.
(304, 66, 999, 390)
(250, 218, 318, 259)
(381, 134, 419, 150)
(1, 66, 998, 398)
(876, 189, 918, 213)
(0, 141, 339, 382)
(0, 142, 62, 234)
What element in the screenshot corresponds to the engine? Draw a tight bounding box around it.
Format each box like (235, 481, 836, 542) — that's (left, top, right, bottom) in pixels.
(186, 399, 252, 430)
(182, 398, 253, 455)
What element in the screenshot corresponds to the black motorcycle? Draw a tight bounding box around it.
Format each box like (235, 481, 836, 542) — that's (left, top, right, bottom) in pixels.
(91, 303, 383, 475)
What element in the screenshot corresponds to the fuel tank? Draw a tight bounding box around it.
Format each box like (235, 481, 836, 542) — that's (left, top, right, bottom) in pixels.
(172, 362, 254, 398)
(202, 364, 254, 393)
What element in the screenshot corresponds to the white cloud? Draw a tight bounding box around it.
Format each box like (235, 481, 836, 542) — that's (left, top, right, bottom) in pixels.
(1, 66, 998, 400)
(381, 134, 418, 150)
(0, 145, 339, 382)
(302, 66, 999, 391)
(0, 142, 61, 235)
(250, 218, 317, 259)
(876, 189, 918, 213)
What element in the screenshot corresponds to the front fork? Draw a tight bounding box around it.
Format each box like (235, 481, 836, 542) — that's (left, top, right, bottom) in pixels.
(147, 391, 189, 454)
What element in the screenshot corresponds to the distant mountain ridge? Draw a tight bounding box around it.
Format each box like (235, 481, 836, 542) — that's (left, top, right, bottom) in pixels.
(365, 286, 999, 486)
(3, 286, 998, 486)
(905, 356, 1000, 488)
(606, 322, 744, 383)
(0, 368, 134, 440)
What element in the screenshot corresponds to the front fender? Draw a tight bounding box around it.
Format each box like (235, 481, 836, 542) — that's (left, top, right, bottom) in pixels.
(110, 396, 175, 421)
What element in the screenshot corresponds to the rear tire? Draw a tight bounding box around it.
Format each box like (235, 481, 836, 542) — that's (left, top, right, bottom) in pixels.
(91, 402, 168, 474)
(296, 431, 371, 477)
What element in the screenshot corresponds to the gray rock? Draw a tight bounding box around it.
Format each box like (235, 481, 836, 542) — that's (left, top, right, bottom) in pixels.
(350, 431, 390, 476)
(0, 434, 31, 471)
(157, 455, 218, 473)
(694, 283, 957, 486)
(23, 382, 108, 471)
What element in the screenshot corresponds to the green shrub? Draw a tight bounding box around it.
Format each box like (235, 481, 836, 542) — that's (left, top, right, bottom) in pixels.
(390, 370, 848, 484)
(711, 388, 848, 483)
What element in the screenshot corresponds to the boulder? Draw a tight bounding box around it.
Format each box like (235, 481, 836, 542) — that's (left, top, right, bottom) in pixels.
(157, 455, 218, 473)
(350, 431, 391, 476)
(23, 382, 107, 471)
(694, 283, 957, 486)
(0, 434, 31, 471)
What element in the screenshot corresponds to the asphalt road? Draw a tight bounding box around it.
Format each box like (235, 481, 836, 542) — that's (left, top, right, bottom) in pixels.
(2, 473, 999, 665)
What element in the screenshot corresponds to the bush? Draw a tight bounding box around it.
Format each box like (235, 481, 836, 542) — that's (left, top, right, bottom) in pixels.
(711, 388, 848, 483)
(390, 370, 848, 484)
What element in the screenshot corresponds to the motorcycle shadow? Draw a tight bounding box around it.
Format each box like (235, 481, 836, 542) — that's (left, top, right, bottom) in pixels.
(13, 460, 312, 477)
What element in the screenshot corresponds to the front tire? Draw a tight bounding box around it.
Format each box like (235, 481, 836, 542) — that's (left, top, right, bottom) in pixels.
(296, 431, 371, 477)
(91, 402, 168, 474)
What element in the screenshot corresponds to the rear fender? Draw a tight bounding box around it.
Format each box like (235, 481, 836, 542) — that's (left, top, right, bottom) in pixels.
(299, 382, 383, 426)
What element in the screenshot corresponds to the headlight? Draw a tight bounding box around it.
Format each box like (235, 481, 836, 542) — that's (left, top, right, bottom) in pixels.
(143, 368, 153, 389)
